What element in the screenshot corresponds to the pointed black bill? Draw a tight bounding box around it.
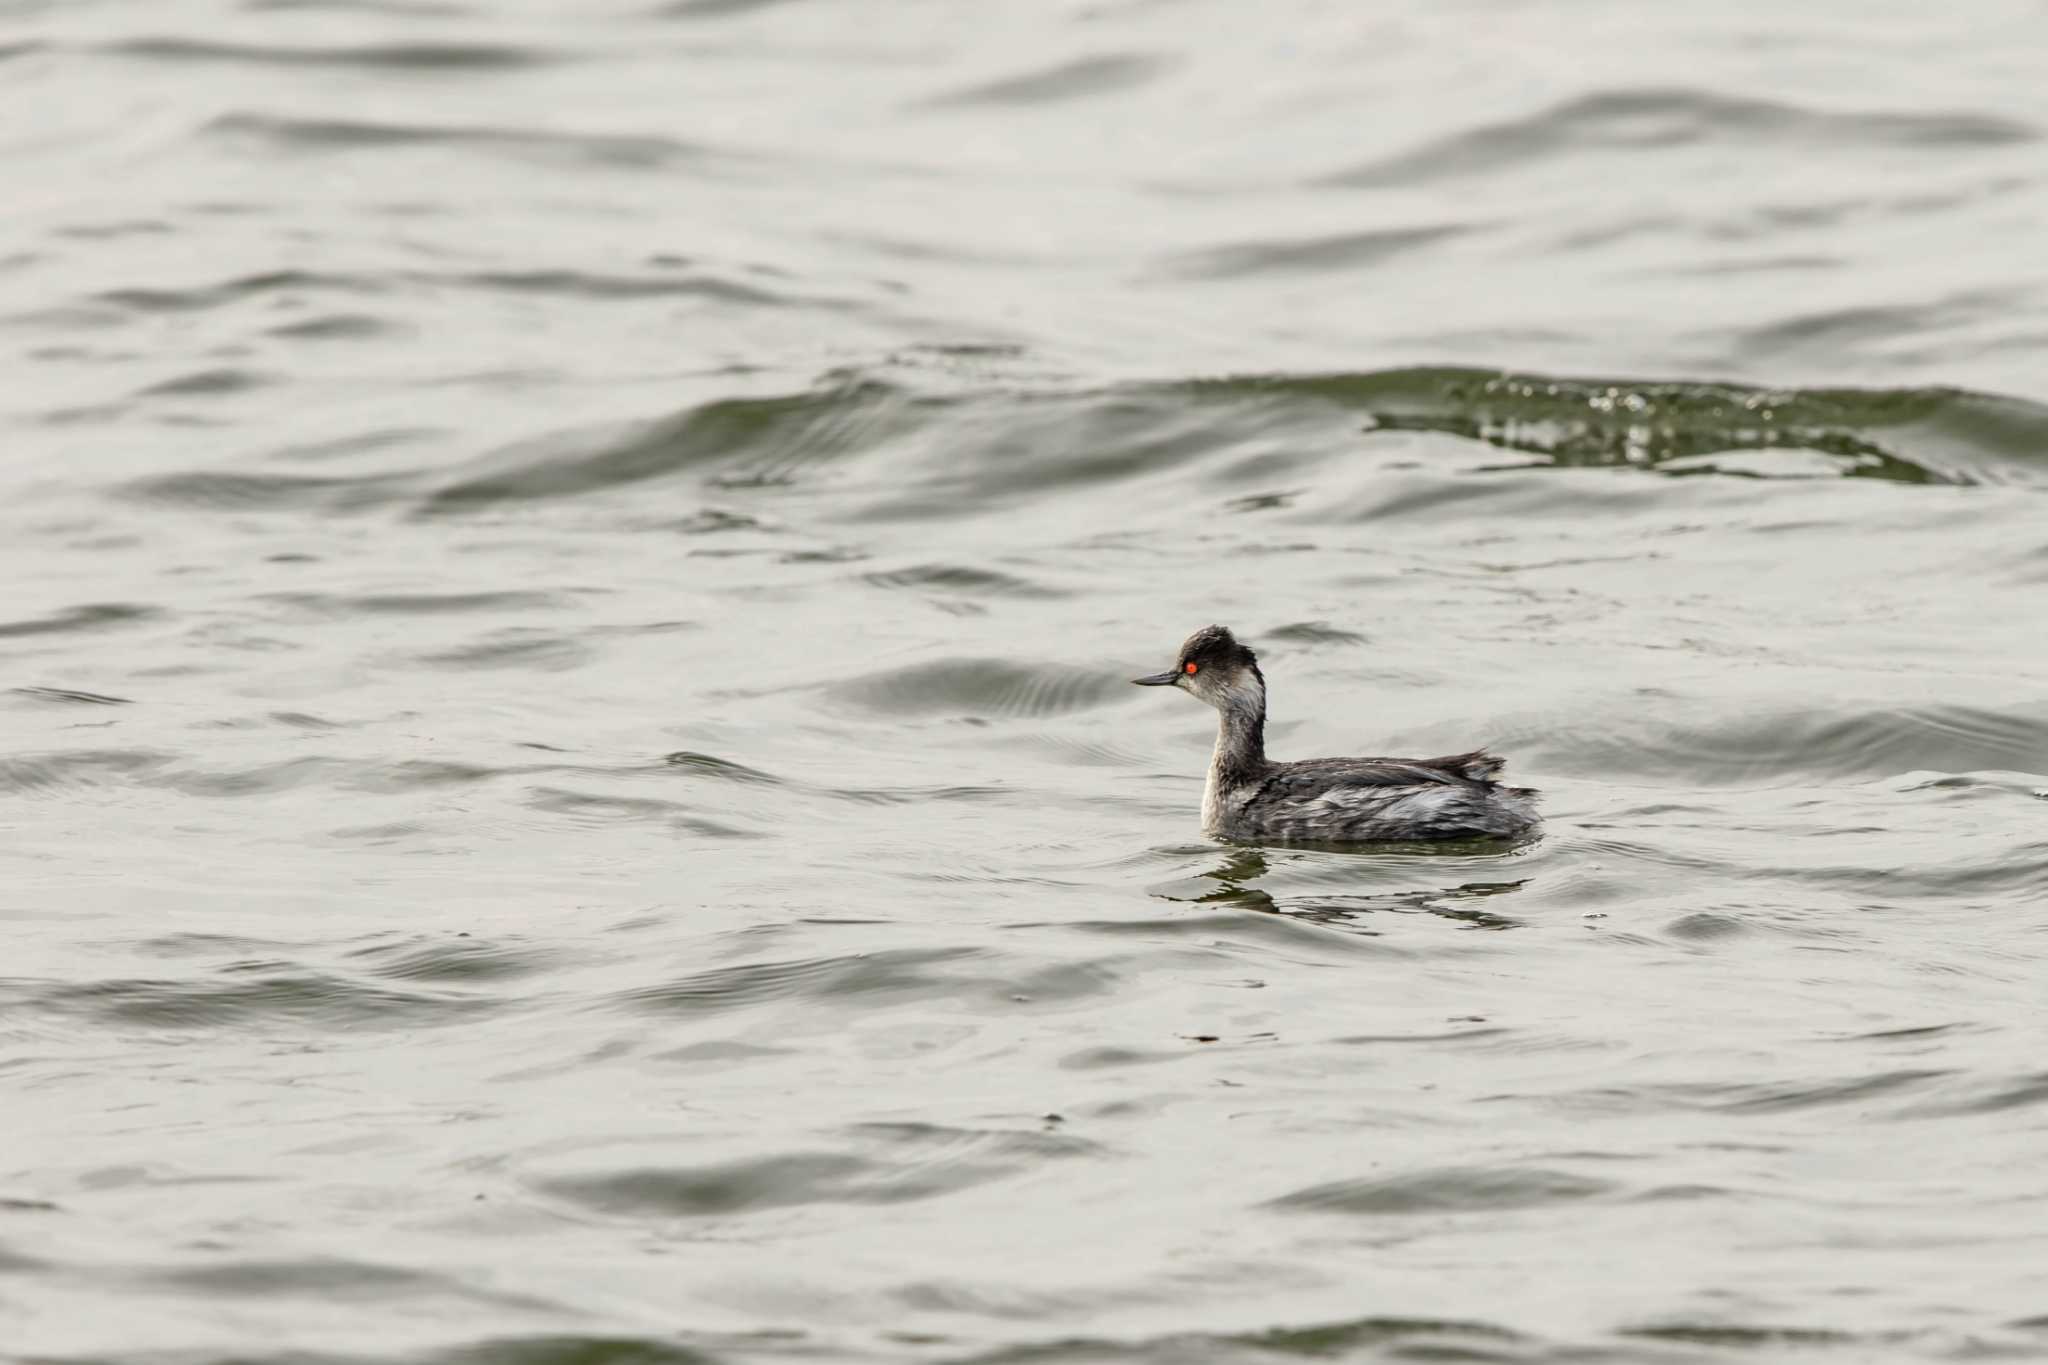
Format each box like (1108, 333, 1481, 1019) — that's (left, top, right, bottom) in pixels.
(1131, 670, 1181, 686)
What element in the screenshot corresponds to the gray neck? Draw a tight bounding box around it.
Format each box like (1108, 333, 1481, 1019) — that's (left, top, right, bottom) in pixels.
(1211, 686, 1267, 787)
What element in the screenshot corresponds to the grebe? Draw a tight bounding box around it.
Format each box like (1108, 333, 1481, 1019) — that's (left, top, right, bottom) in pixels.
(1132, 625, 1538, 843)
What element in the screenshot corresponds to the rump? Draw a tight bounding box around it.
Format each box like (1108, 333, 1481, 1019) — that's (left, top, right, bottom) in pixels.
(1418, 748, 1506, 783)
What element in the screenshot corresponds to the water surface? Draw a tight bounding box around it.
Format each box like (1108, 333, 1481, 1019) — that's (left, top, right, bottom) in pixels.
(5, 2, 2048, 1362)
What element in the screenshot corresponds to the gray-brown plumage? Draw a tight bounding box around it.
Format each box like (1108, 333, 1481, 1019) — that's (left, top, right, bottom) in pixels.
(1132, 625, 1538, 843)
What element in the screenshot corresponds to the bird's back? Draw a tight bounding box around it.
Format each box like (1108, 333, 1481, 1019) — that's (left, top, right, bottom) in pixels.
(1223, 748, 1538, 842)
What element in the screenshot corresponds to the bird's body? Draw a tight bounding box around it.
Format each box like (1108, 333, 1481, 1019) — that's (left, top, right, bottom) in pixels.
(1134, 625, 1538, 844)
(1203, 746, 1536, 843)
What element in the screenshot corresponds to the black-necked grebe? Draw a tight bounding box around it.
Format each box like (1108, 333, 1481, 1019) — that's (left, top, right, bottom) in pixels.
(1132, 624, 1539, 843)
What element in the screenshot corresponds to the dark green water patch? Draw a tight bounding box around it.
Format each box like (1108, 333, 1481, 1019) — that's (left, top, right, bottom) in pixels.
(1180, 367, 2048, 485)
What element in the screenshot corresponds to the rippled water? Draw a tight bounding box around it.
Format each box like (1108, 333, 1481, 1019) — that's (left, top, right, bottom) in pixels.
(6, 3, 2048, 1362)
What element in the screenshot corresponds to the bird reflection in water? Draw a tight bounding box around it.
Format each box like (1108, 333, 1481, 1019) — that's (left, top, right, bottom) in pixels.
(1155, 845, 1529, 932)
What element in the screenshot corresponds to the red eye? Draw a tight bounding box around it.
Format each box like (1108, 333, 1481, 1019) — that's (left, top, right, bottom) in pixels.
(1184, 662, 1198, 674)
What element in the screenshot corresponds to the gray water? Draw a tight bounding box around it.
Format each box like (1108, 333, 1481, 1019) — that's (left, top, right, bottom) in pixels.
(6, 2, 2048, 1361)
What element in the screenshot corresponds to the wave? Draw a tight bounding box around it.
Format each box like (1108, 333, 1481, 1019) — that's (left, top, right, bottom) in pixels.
(1518, 700, 2048, 785)
(539, 1122, 1101, 1218)
(3, 967, 505, 1031)
(0, 603, 159, 639)
(827, 657, 1130, 718)
(106, 365, 2048, 531)
(1270, 1164, 1618, 1215)
(205, 113, 712, 171)
(1162, 224, 1472, 280)
(422, 380, 908, 510)
(1320, 87, 2037, 188)
(96, 37, 558, 70)
(919, 53, 1171, 108)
